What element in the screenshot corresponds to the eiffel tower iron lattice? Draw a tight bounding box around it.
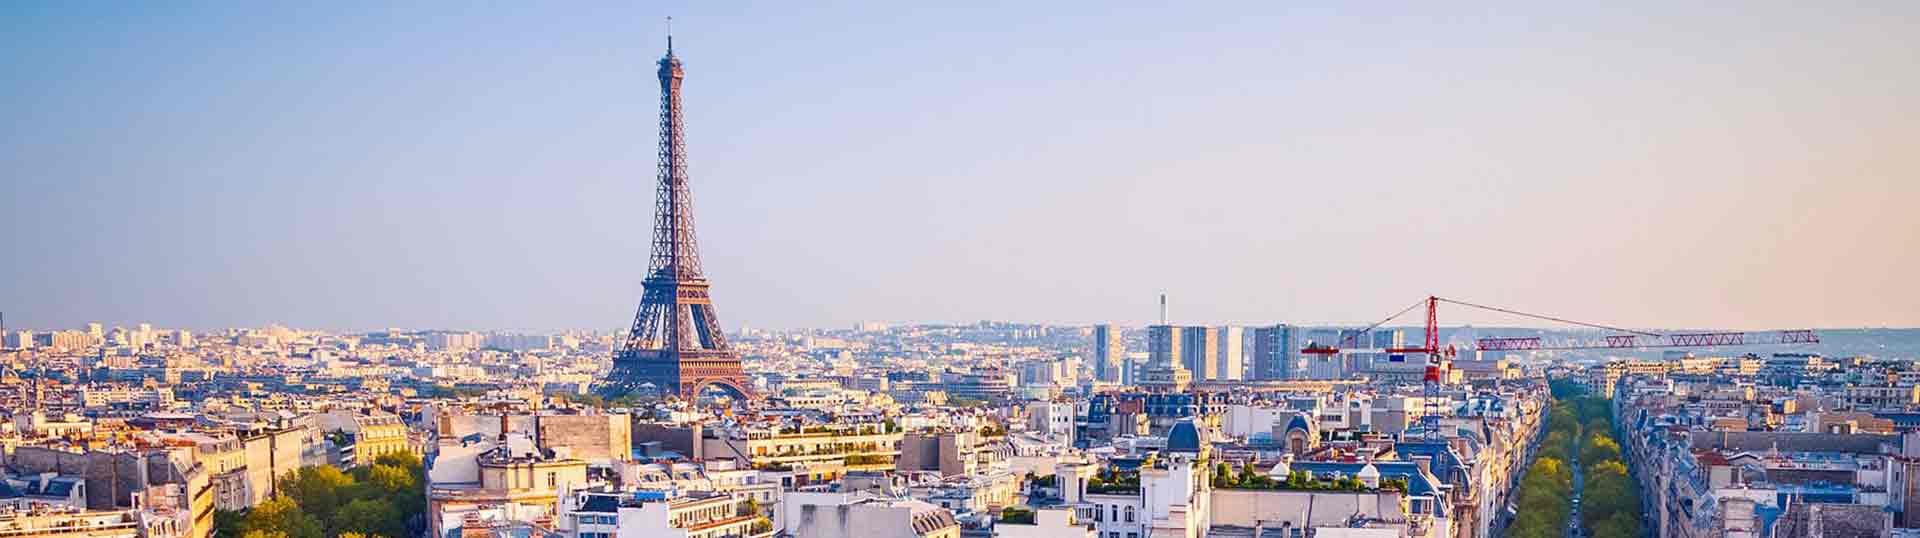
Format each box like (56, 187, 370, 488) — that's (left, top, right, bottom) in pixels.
(597, 38, 753, 401)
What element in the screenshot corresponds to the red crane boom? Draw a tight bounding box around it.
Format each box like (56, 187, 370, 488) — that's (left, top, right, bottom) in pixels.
(1475, 329, 1821, 352)
(1300, 296, 1821, 355)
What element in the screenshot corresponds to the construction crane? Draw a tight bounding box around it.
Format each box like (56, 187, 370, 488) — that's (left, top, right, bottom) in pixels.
(1300, 295, 1821, 438)
(1300, 295, 1822, 355)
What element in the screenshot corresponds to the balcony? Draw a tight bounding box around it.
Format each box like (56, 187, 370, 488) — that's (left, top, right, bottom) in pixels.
(0, 520, 139, 538)
(745, 425, 898, 440)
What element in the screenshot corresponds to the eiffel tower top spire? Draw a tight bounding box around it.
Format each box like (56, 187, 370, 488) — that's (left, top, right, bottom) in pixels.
(650, 32, 699, 281)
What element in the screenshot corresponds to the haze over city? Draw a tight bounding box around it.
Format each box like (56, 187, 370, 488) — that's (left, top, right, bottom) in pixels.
(4, 2, 1917, 331)
(13, 5, 1920, 538)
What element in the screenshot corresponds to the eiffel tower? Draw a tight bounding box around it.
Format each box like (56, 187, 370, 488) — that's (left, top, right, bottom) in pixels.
(597, 37, 752, 401)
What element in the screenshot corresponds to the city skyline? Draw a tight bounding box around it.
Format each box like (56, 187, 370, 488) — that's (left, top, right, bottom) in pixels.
(5, 6, 1920, 538)
(5, 3, 1919, 332)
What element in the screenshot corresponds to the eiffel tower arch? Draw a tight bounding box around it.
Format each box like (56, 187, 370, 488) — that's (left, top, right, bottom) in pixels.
(597, 38, 753, 402)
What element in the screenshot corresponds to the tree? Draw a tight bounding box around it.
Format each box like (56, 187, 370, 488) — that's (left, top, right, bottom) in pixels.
(336, 497, 404, 538)
(1287, 470, 1311, 489)
(1549, 406, 1579, 435)
(563, 393, 608, 408)
(1510, 455, 1571, 537)
(282, 465, 356, 522)
(1510, 509, 1560, 538)
(1576, 397, 1613, 424)
(368, 463, 424, 520)
(214, 509, 245, 538)
(1549, 379, 1586, 399)
(240, 497, 323, 538)
(378, 450, 421, 470)
(1581, 434, 1621, 468)
(368, 463, 416, 492)
(1532, 457, 1572, 491)
(739, 498, 761, 517)
(1582, 461, 1635, 525)
(240, 531, 290, 538)
(609, 393, 644, 408)
(1544, 430, 1578, 461)
(1589, 512, 1637, 538)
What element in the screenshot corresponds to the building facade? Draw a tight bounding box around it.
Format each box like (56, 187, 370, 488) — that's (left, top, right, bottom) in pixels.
(1251, 325, 1299, 381)
(1093, 325, 1124, 384)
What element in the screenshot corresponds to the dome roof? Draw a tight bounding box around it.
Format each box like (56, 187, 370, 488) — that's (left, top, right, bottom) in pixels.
(1285, 413, 1313, 433)
(1357, 462, 1381, 487)
(1167, 419, 1202, 453)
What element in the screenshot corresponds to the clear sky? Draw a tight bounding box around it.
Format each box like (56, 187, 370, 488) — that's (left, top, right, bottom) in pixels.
(3, 2, 1917, 332)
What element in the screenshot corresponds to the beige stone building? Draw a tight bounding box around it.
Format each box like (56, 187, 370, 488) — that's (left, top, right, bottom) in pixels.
(427, 430, 590, 538)
(717, 423, 902, 470)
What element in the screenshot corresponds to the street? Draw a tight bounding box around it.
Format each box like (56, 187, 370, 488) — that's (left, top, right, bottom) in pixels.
(1568, 435, 1585, 538)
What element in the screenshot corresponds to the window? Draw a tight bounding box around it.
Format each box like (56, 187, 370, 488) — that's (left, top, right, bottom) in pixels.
(1110, 505, 1118, 520)
(548, 473, 558, 488)
(1110, 533, 1121, 538)
(1124, 507, 1134, 522)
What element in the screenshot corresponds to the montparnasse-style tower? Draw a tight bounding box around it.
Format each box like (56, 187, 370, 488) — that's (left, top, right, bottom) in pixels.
(597, 34, 753, 401)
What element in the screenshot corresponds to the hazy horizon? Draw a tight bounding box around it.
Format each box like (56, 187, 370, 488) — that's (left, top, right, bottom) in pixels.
(4, 2, 1918, 332)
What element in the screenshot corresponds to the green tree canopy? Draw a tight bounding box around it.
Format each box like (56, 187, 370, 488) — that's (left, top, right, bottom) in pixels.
(372, 451, 423, 472)
(283, 465, 356, 522)
(1575, 398, 1613, 424)
(1549, 406, 1580, 433)
(240, 497, 323, 538)
(253, 461, 427, 538)
(214, 509, 245, 538)
(335, 497, 404, 538)
(368, 463, 424, 520)
(1581, 434, 1622, 467)
(1589, 511, 1639, 538)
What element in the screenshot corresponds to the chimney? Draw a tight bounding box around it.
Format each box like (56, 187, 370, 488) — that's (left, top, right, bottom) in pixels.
(1159, 294, 1168, 325)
